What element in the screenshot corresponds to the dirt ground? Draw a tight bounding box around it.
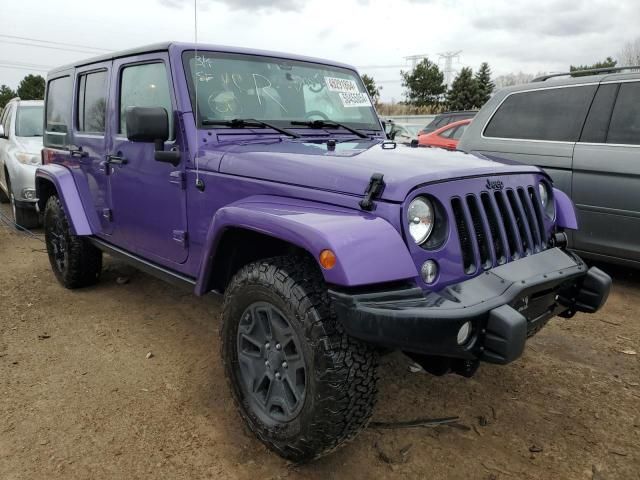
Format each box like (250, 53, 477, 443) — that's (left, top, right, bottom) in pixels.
(1, 204, 638, 480)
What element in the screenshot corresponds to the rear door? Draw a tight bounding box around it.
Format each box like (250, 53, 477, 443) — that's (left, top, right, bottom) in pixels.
(72, 63, 113, 234)
(108, 53, 188, 264)
(573, 80, 640, 262)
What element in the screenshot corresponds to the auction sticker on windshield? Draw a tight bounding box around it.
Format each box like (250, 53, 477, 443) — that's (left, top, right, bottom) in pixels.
(338, 92, 371, 108)
(325, 77, 360, 93)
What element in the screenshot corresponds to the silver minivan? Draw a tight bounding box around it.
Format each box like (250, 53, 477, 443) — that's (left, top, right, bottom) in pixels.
(459, 67, 640, 268)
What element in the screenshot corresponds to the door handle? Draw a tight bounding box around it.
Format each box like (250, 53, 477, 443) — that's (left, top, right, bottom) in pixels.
(106, 154, 128, 165)
(69, 145, 88, 158)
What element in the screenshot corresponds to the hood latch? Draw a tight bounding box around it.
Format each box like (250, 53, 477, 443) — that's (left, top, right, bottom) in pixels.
(359, 173, 385, 211)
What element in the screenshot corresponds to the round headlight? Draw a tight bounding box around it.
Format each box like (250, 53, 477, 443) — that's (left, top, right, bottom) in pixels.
(407, 197, 434, 245)
(538, 182, 549, 208)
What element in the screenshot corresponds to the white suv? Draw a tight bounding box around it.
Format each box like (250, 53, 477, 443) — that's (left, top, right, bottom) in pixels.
(0, 98, 43, 228)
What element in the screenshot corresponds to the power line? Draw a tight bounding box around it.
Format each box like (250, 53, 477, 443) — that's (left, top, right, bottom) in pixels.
(0, 60, 54, 69)
(0, 39, 108, 55)
(0, 34, 111, 53)
(0, 64, 49, 72)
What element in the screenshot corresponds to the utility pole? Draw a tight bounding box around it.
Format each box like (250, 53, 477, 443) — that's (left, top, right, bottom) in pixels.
(438, 50, 462, 87)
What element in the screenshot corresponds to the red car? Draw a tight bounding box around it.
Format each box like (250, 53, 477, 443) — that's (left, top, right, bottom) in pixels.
(418, 118, 471, 150)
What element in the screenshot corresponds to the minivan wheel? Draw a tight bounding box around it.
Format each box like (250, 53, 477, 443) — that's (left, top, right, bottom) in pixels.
(44, 195, 102, 289)
(221, 256, 379, 462)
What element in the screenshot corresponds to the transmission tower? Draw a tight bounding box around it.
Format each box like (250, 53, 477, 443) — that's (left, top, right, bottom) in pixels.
(404, 54, 429, 69)
(438, 51, 462, 86)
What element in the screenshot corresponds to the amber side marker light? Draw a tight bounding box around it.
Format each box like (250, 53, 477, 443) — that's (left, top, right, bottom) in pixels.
(319, 249, 337, 270)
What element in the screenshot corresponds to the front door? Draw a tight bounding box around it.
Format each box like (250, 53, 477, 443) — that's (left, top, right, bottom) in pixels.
(108, 53, 188, 265)
(573, 80, 640, 262)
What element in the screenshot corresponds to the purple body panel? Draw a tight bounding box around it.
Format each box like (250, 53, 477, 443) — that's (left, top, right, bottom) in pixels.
(553, 188, 579, 230)
(35, 164, 94, 235)
(194, 196, 418, 295)
(38, 41, 580, 296)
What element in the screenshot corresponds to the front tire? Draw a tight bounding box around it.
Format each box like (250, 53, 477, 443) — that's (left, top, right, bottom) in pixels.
(6, 175, 39, 229)
(221, 256, 379, 462)
(44, 195, 102, 288)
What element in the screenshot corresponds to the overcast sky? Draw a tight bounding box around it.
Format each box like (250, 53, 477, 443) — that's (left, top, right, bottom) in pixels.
(1, 0, 638, 101)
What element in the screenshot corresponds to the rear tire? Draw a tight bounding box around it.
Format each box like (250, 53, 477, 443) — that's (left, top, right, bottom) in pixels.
(221, 256, 379, 462)
(44, 195, 102, 289)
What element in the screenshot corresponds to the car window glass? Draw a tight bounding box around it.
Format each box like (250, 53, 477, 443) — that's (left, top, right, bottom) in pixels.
(484, 85, 597, 142)
(78, 70, 108, 133)
(120, 62, 172, 136)
(580, 83, 619, 143)
(607, 82, 640, 145)
(440, 125, 456, 138)
(1, 105, 12, 135)
(452, 124, 467, 140)
(45, 76, 72, 148)
(15, 105, 44, 137)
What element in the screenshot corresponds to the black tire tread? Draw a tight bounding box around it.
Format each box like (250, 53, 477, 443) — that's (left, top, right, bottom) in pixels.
(44, 195, 102, 289)
(221, 256, 378, 462)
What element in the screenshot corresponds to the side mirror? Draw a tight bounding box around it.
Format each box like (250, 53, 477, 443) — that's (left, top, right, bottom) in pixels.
(125, 107, 180, 166)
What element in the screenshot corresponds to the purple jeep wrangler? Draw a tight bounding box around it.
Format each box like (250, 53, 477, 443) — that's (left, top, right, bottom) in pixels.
(37, 42, 611, 461)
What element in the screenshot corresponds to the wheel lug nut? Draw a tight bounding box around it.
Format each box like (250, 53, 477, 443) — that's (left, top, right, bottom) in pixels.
(265, 342, 270, 349)
(282, 362, 288, 369)
(275, 372, 281, 380)
(265, 360, 270, 367)
(275, 343, 281, 350)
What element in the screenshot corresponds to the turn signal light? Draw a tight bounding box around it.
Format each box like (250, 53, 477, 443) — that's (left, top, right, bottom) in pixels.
(319, 249, 337, 270)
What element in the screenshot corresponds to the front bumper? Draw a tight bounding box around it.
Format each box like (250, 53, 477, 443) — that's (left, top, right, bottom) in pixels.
(330, 248, 611, 365)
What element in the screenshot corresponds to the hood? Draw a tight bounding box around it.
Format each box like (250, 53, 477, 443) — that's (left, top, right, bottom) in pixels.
(215, 139, 541, 202)
(15, 136, 44, 155)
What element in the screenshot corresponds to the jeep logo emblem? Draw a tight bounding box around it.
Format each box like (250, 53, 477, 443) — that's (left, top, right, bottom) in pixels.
(486, 179, 504, 190)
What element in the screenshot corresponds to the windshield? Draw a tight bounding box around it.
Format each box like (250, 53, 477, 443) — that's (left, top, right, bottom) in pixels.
(184, 51, 380, 131)
(15, 105, 43, 137)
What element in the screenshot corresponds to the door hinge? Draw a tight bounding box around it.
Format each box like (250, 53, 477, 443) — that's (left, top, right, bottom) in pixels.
(102, 208, 112, 221)
(172, 230, 188, 247)
(169, 171, 186, 189)
(359, 173, 385, 211)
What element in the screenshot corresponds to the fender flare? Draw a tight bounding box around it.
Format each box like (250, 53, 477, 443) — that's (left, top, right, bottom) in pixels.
(35, 164, 94, 235)
(553, 188, 578, 230)
(195, 195, 418, 295)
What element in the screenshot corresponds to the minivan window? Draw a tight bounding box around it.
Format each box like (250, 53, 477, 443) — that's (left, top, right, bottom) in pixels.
(606, 82, 640, 145)
(78, 70, 108, 133)
(580, 83, 619, 144)
(15, 105, 44, 137)
(45, 76, 73, 147)
(484, 85, 597, 142)
(120, 62, 172, 136)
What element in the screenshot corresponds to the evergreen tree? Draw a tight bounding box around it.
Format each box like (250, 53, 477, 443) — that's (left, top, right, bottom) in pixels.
(474, 62, 494, 106)
(0, 85, 17, 109)
(570, 57, 617, 76)
(447, 67, 479, 111)
(16, 74, 45, 100)
(401, 58, 446, 107)
(361, 74, 382, 104)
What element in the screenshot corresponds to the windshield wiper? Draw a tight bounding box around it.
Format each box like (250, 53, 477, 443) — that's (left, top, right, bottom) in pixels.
(201, 118, 300, 138)
(290, 119, 369, 139)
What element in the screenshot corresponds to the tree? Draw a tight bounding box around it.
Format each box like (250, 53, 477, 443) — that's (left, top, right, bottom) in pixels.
(494, 71, 538, 88)
(0, 85, 17, 109)
(570, 57, 617, 76)
(618, 38, 640, 66)
(16, 74, 45, 100)
(474, 62, 494, 106)
(447, 67, 479, 111)
(401, 58, 446, 107)
(361, 74, 382, 104)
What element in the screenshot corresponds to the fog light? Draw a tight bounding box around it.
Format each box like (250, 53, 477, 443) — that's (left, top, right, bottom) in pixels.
(421, 260, 438, 284)
(21, 188, 37, 200)
(457, 321, 472, 345)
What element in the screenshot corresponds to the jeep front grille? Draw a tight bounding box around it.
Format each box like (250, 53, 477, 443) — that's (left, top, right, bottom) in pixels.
(452, 187, 548, 274)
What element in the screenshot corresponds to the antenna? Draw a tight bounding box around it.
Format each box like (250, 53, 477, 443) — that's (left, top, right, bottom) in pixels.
(193, 0, 204, 191)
